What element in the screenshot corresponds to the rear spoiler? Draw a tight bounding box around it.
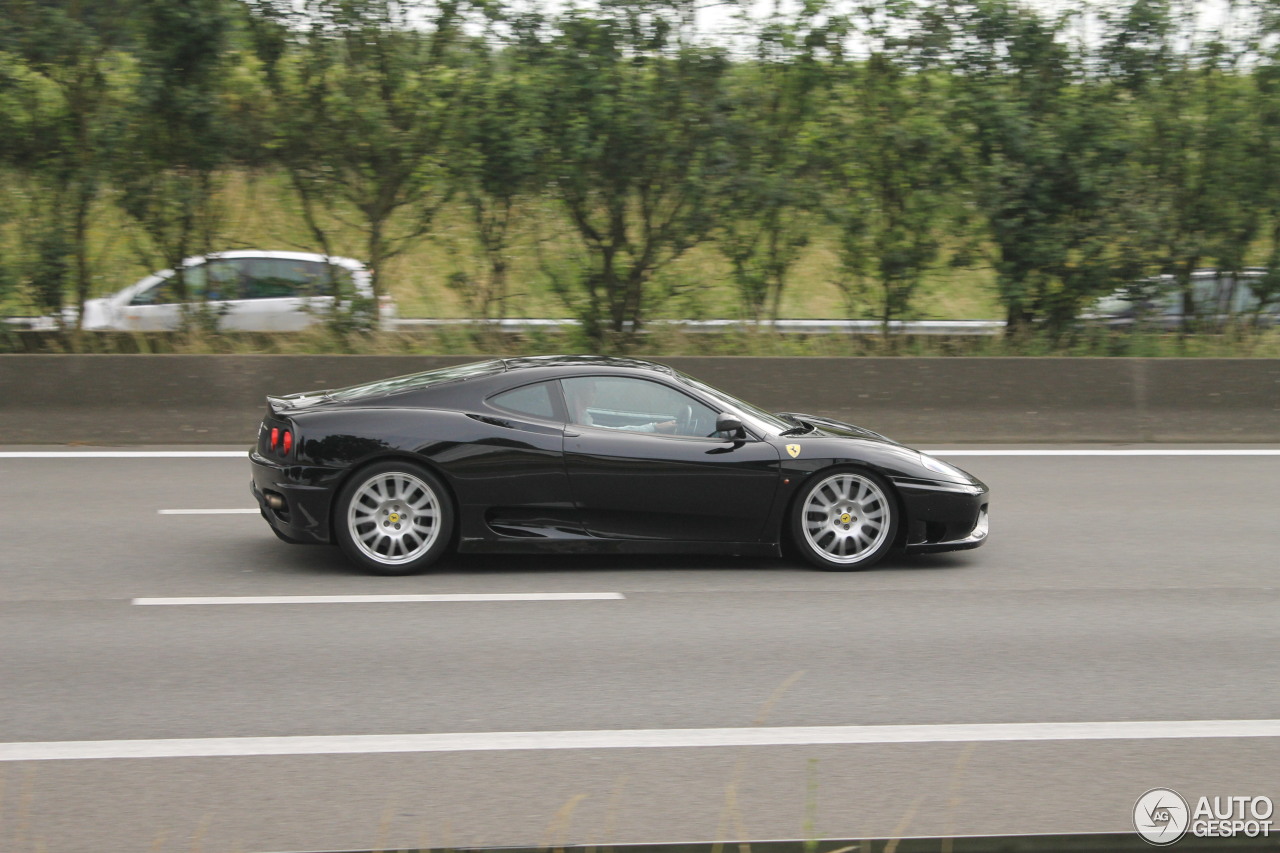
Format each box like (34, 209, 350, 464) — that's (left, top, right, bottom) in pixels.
(266, 391, 331, 415)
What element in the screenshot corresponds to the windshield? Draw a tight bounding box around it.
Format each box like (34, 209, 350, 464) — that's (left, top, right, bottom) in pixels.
(327, 360, 504, 401)
(673, 370, 792, 432)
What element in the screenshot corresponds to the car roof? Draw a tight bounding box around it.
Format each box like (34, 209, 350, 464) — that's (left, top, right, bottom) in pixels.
(182, 250, 366, 271)
(499, 355, 677, 377)
(288, 356, 680, 411)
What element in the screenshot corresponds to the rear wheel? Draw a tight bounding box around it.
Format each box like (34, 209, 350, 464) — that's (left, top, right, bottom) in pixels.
(791, 469, 898, 571)
(334, 461, 453, 575)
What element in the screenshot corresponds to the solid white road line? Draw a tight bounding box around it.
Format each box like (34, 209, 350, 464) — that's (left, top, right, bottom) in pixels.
(3, 449, 1280, 459)
(158, 509, 259, 515)
(4, 719, 1279, 762)
(132, 593, 626, 606)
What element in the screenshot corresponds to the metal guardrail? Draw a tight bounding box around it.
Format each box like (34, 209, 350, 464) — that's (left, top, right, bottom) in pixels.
(390, 318, 1006, 335)
(4, 316, 1005, 335)
(3, 316, 60, 331)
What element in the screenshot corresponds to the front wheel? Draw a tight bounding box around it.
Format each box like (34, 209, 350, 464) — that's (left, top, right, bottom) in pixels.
(334, 461, 454, 575)
(791, 469, 898, 571)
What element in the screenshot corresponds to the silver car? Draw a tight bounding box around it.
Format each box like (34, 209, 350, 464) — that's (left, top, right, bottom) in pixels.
(1084, 268, 1280, 329)
(74, 251, 395, 332)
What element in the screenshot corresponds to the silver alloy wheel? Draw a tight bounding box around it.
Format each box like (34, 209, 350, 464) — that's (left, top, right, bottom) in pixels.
(801, 472, 890, 565)
(346, 471, 441, 565)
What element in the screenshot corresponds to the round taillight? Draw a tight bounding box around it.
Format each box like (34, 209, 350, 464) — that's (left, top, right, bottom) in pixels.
(282, 430, 293, 455)
(270, 427, 279, 450)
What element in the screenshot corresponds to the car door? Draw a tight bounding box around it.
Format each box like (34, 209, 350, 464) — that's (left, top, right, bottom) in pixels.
(459, 379, 586, 539)
(122, 262, 226, 330)
(222, 257, 319, 331)
(560, 376, 781, 542)
(121, 273, 184, 330)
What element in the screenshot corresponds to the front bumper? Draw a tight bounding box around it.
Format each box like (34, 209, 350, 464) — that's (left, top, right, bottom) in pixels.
(249, 450, 342, 544)
(893, 477, 990, 554)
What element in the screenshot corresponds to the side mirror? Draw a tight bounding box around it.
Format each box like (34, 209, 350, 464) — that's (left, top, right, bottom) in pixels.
(716, 414, 745, 438)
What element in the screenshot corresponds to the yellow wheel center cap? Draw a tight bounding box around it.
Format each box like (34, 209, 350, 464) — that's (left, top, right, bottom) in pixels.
(839, 513, 852, 524)
(389, 513, 401, 523)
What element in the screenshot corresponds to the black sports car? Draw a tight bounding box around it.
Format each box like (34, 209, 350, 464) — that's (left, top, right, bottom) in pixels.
(249, 356, 989, 575)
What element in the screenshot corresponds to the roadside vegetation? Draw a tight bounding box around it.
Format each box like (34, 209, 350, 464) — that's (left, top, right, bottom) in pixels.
(10, 325, 1280, 359)
(3, 0, 1280, 354)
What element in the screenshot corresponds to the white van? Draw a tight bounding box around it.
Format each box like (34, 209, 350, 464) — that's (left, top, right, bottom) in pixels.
(73, 250, 396, 332)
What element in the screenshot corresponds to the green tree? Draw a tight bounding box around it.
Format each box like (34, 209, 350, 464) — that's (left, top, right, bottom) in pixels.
(1105, 0, 1264, 324)
(445, 34, 546, 334)
(716, 1, 841, 323)
(531, 1, 732, 347)
(113, 0, 233, 301)
(0, 0, 136, 324)
(253, 0, 465, 298)
(951, 0, 1140, 332)
(819, 53, 956, 333)
(1249, 0, 1280, 313)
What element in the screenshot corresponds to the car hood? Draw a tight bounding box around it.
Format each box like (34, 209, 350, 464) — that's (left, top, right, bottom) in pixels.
(78, 298, 117, 330)
(774, 411, 982, 487)
(774, 412, 900, 445)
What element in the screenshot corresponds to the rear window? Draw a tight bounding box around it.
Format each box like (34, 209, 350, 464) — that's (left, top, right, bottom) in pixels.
(328, 360, 504, 401)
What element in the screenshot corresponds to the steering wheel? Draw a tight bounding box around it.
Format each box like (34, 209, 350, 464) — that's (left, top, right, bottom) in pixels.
(677, 404, 693, 436)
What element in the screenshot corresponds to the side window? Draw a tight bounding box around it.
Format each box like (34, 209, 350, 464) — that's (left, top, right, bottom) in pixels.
(561, 376, 717, 437)
(239, 258, 321, 300)
(1234, 278, 1261, 313)
(131, 280, 171, 306)
(130, 265, 206, 305)
(490, 381, 558, 420)
(202, 260, 238, 301)
(1190, 277, 1224, 315)
(314, 262, 356, 297)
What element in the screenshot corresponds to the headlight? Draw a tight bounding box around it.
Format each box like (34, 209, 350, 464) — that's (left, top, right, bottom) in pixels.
(918, 452, 969, 482)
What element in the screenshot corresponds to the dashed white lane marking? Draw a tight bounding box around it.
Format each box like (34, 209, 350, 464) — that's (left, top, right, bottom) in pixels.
(158, 509, 259, 515)
(132, 593, 626, 606)
(4, 719, 1279, 762)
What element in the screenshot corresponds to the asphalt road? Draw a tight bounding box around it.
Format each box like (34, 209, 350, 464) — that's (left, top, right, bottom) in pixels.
(1, 447, 1278, 853)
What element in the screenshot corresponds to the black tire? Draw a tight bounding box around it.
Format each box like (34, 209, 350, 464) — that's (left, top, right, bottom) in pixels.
(333, 460, 454, 576)
(790, 468, 899, 571)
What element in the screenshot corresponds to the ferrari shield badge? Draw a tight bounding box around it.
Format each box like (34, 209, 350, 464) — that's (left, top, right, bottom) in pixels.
(786, 444, 801, 458)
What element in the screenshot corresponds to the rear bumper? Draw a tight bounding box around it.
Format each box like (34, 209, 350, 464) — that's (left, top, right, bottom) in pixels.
(249, 451, 342, 544)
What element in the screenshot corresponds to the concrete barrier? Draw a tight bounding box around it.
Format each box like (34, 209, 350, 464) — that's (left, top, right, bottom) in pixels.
(2, 355, 1278, 444)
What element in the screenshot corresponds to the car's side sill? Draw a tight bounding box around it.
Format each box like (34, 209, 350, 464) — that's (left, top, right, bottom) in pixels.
(457, 538, 781, 557)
